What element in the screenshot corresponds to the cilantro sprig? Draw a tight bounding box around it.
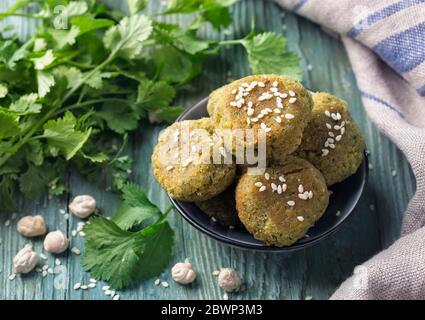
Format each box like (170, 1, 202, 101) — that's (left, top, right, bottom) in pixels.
(0, 0, 302, 286)
(83, 183, 173, 289)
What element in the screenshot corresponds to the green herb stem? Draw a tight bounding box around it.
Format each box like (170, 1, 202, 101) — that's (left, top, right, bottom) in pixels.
(218, 39, 242, 46)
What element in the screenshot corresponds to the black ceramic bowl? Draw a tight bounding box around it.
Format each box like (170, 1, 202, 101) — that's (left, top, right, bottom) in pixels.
(168, 97, 368, 252)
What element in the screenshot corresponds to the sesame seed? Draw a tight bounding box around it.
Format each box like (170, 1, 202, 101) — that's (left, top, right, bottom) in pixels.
(340, 127, 346, 135)
(298, 193, 308, 200)
(36, 268, 42, 273)
(223, 294, 229, 300)
(88, 283, 96, 288)
(298, 184, 304, 193)
(259, 186, 266, 192)
(113, 295, 120, 300)
(272, 81, 278, 87)
(336, 210, 341, 217)
(229, 225, 235, 230)
(305, 295, 313, 300)
(102, 285, 110, 291)
(274, 92, 280, 97)
(104, 289, 111, 295)
(285, 113, 295, 119)
(90, 278, 97, 283)
(72, 230, 77, 237)
(289, 90, 296, 97)
(258, 82, 265, 87)
(260, 123, 267, 129)
(161, 281, 169, 288)
(55, 258, 61, 266)
(287, 201, 295, 207)
(42, 271, 48, 277)
(297, 216, 304, 222)
(264, 128, 271, 133)
(327, 138, 334, 144)
(336, 113, 342, 120)
(265, 108, 273, 113)
(279, 176, 285, 182)
(247, 101, 253, 108)
(241, 82, 249, 87)
(276, 97, 282, 103)
(40, 253, 47, 260)
(211, 217, 217, 223)
(391, 170, 397, 177)
(59, 209, 66, 214)
(271, 183, 278, 191)
(368, 163, 374, 170)
(326, 123, 332, 129)
(265, 173, 270, 180)
(276, 117, 282, 123)
(322, 149, 329, 156)
(334, 125, 340, 130)
(64, 213, 69, 220)
(251, 117, 258, 122)
(80, 285, 88, 290)
(9, 274, 16, 281)
(254, 182, 263, 187)
(288, 97, 297, 104)
(42, 265, 48, 271)
(325, 110, 331, 117)
(231, 89, 237, 94)
(79, 231, 86, 237)
(328, 132, 335, 137)
(308, 191, 313, 199)
(261, 109, 268, 115)
(329, 144, 336, 149)
(257, 113, 264, 119)
(280, 93, 288, 98)
(335, 135, 342, 141)
(230, 101, 237, 107)
(274, 108, 281, 113)
(277, 185, 283, 194)
(48, 268, 53, 274)
(270, 87, 278, 93)
(307, 64, 313, 71)
(331, 113, 338, 121)
(369, 204, 375, 211)
(212, 270, 220, 276)
(73, 283, 81, 290)
(71, 247, 81, 255)
(282, 184, 287, 192)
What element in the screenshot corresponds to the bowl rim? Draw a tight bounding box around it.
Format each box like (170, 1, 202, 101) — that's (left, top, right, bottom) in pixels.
(168, 97, 369, 252)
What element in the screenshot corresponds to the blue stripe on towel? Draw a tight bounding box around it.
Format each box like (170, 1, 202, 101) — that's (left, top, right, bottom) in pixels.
(417, 85, 425, 96)
(373, 21, 425, 74)
(293, 0, 308, 11)
(347, 0, 425, 38)
(360, 91, 404, 118)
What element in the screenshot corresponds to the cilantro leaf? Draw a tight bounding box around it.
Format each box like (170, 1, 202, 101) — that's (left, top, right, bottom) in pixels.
(0, 39, 29, 70)
(70, 16, 114, 35)
(0, 110, 19, 139)
(49, 26, 80, 49)
(154, 106, 184, 123)
(127, 0, 147, 15)
(42, 112, 91, 160)
(9, 93, 42, 115)
(112, 183, 161, 230)
(241, 32, 302, 80)
(103, 15, 153, 59)
(32, 50, 55, 70)
(136, 79, 176, 111)
(85, 71, 112, 90)
(0, 175, 18, 212)
(98, 103, 139, 134)
(19, 163, 55, 199)
(52, 66, 83, 89)
(0, 83, 8, 98)
(37, 71, 55, 97)
(83, 216, 173, 289)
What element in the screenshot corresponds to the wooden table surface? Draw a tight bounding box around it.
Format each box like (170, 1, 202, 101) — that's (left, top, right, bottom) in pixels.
(0, 0, 416, 300)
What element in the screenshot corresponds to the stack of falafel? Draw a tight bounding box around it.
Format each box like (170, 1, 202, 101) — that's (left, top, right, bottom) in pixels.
(152, 75, 365, 247)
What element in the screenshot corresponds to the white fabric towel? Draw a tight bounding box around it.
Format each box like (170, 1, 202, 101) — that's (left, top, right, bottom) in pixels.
(275, 0, 425, 300)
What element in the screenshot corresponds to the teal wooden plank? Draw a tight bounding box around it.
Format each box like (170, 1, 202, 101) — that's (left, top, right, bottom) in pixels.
(0, 0, 416, 300)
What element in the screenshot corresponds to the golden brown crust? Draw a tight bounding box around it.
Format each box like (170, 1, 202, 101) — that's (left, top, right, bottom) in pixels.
(208, 75, 313, 161)
(295, 92, 365, 186)
(235, 156, 329, 247)
(152, 118, 236, 201)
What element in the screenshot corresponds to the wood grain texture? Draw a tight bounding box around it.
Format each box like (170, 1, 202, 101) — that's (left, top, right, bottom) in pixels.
(0, 0, 416, 300)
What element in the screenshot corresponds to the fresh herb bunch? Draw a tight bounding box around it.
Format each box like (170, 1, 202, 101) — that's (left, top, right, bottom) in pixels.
(0, 0, 301, 212)
(0, 0, 302, 287)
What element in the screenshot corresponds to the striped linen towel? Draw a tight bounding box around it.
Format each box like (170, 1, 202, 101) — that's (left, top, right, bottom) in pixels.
(275, 0, 425, 299)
